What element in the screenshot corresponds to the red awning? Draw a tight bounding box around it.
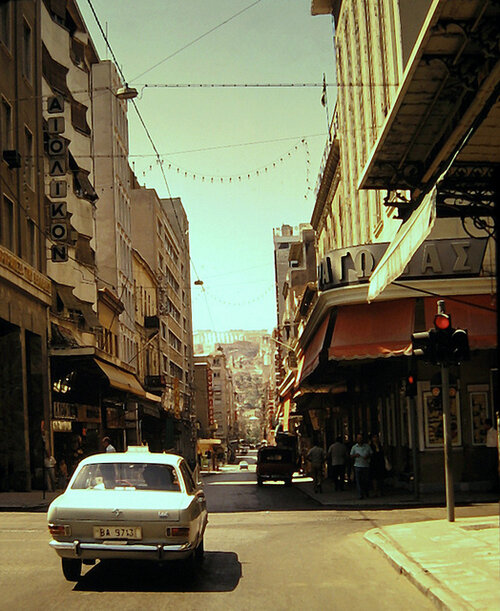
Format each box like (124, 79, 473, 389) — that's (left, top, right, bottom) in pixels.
(329, 299, 415, 360)
(296, 314, 331, 384)
(424, 295, 497, 350)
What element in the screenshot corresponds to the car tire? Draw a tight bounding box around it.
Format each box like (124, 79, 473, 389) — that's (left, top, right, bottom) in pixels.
(62, 558, 82, 582)
(257, 476, 263, 487)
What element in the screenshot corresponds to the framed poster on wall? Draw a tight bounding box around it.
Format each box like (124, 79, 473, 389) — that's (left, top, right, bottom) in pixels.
(469, 385, 489, 445)
(423, 390, 461, 448)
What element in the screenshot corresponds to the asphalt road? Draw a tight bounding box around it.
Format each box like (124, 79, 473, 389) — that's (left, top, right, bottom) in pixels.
(1, 466, 494, 610)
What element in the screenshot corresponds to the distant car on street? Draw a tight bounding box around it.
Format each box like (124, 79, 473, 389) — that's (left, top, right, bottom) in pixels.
(239, 460, 249, 470)
(47, 447, 207, 582)
(256, 447, 295, 487)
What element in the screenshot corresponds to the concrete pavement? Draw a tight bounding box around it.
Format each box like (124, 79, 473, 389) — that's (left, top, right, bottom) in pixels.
(365, 516, 500, 611)
(294, 476, 499, 611)
(293, 474, 499, 509)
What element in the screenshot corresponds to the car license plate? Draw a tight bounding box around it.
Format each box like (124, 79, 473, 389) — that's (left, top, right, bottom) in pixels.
(93, 526, 142, 540)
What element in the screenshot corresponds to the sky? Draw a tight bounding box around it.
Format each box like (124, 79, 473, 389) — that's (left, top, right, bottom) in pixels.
(77, 0, 337, 333)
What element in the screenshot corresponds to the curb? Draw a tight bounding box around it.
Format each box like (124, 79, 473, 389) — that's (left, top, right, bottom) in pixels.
(364, 528, 472, 611)
(0, 503, 50, 513)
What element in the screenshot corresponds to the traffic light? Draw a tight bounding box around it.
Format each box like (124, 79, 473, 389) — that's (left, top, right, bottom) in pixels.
(411, 311, 470, 366)
(450, 328, 470, 363)
(411, 329, 437, 363)
(405, 373, 417, 397)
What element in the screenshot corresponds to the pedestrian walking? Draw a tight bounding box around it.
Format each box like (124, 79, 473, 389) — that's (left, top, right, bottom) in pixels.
(369, 433, 386, 497)
(44, 451, 57, 492)
(102, 436, 116, 453)
(350, 433, 372, 499)
(327, 436, 347, 491)
(307, 440, 325, 493)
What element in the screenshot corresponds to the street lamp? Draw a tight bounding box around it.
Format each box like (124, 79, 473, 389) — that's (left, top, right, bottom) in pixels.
(115, 84, 138, 101)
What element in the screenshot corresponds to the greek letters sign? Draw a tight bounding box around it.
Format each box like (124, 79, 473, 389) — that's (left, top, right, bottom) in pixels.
(318, 238, 488, 292)
(51, 244, 68, 262)
(47, 95, 64, 114)
(45, 97, 70, 262)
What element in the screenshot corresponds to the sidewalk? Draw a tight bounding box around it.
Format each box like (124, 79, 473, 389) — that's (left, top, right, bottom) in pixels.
(0, 490, 60, 511)
(293, 475, 499, 509)
(365, 516, 500, 610)
(295, 476, 499, 610)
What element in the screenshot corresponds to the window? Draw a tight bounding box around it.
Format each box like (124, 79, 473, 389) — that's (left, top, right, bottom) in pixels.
(0, 2, 11, 50)
(169, 361, 182, 380)
(22, 21, 32, 83)
(179, 461, 195, 494)
(2, 195, 14, 251)
(24, 127, 34, 188)
(1, 98, 12, 151)
(169, 330, 181, 352)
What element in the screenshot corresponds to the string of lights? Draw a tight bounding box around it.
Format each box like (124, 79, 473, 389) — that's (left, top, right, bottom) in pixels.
(148, 139, 307, 184)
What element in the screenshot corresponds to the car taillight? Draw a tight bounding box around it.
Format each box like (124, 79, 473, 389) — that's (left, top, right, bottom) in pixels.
(48, 523, 71, 536)
(165, 527, 190, 537)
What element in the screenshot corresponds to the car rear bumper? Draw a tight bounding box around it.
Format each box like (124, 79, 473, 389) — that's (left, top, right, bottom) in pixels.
(49, 539, 195, 561)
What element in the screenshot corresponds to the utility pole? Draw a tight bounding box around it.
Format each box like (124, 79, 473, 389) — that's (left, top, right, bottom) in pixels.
(438, 299, 455, 522)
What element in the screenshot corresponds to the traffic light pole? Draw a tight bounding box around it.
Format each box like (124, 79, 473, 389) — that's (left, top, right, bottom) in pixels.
(441, 363, 455, 522)
(408, 396, 420, 499)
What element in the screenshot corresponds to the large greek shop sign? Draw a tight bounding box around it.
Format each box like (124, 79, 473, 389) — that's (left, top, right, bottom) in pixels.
(46, 95, 69, 262)
(318, 238, 488, 292)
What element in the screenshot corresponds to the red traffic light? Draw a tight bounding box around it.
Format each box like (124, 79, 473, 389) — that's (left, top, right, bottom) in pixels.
(405, 373, 417, 397)
(434, 313, 451, 330)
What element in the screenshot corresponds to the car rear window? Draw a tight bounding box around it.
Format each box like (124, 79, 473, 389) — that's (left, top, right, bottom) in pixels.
(71, 463, 181, 491)
(259, 450, 292, 463)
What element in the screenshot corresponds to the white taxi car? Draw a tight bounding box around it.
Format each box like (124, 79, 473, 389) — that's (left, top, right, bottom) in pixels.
(47, 447, 208, 581)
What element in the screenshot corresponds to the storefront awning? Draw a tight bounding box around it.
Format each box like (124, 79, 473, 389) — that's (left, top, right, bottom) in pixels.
(424, 295, 497, 350)
(197, 439, 222, 451)
(95, 359, 147, 398)
(278, 370, 296, 400)
(359, 0, 500, 197)
(296, 314, 331, 384)
(329, 299, 415, 360)
(367, 188, 436, 301)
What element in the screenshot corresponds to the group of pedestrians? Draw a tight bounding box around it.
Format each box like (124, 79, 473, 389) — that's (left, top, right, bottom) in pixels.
(306, 433, 389, 498)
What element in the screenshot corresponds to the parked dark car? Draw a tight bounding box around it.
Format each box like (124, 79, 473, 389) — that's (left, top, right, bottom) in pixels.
(256, 447, 295, 486)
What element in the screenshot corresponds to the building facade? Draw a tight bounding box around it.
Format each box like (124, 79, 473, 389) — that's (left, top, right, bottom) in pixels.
(130, 186, 195, 462)
(288, 0, 498, 492)
(0, 0, 52, 491)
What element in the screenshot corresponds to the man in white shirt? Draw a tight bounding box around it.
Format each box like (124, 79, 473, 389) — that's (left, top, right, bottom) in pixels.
(327, 436, 347, 491)
(350, 433, 372, 499)
(485, 418, 498, 491)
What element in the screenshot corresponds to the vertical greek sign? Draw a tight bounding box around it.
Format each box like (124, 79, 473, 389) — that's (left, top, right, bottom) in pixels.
(46, 96, 69, 262)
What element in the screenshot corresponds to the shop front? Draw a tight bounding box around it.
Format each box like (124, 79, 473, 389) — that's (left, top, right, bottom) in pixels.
(50, 352, 152, 474)
(295, 287, 497, 493)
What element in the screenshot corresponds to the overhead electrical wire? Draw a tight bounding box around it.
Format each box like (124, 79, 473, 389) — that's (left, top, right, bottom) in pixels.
(131, 0, 264, 82)
(86, 0, 216, 328)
